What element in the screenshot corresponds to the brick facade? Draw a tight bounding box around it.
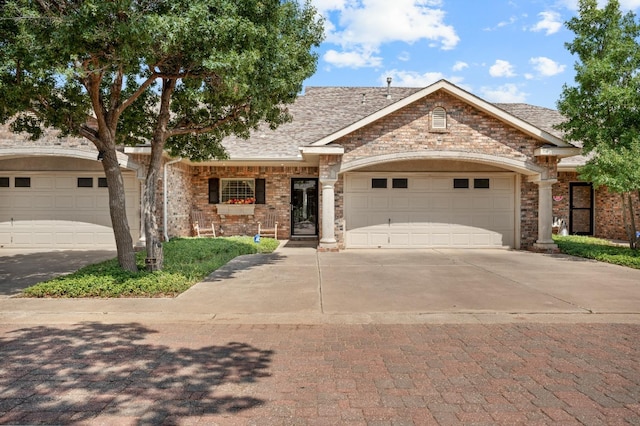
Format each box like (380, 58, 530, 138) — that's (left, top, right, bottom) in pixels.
(326, 92, 555, 249)
(4, 83, 637, 250)
(187, 165, 318, 239)
(556, 172, 640, 241)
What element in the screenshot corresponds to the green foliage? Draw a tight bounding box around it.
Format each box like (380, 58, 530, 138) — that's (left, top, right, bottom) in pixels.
(578, 141, 640, 193)
(22, 236, 280, 298)
(0, 0, 324, 160)
(553, 235, 640, 269)
(556, 0, 640, 154)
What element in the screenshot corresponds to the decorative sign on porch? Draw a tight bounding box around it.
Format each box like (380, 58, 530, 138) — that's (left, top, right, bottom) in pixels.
(553, 195, 564, 202)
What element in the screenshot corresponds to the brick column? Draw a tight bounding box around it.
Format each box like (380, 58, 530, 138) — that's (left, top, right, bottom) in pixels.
(319, 178, 337, 249)
(534, 179, 558, 251)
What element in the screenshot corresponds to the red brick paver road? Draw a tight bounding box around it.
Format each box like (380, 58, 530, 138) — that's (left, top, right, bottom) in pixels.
(1, 322, 639, 425)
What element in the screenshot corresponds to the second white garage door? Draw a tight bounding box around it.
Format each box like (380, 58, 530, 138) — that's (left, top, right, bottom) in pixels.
(345, 173, 516, 248)
(0, 172, 140, 249)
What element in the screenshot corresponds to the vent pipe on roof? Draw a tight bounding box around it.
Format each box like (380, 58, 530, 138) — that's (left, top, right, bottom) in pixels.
(386, 77, 392, 99)
(361, 93, 366, 104)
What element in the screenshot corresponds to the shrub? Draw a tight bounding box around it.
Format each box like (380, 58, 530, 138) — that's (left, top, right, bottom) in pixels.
(22, 237, 280, 298)
(553, 235, 640, 269)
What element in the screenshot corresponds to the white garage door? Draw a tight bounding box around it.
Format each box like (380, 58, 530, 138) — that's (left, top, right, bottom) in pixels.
(345, 173, 516, 248)
(0, 172, 139, 249)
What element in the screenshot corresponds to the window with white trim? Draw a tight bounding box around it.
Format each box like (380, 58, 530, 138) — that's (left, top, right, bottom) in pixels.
(220, 179, 256, 204)
(432, 107, 447, 129)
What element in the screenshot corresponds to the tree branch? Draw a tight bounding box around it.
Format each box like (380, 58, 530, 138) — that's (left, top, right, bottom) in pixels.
(168, 104, 249, 138)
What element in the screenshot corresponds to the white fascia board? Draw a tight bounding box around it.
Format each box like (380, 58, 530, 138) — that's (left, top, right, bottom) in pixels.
(299, 146, 345, 155)
(311, 79, 570, 148)
(534, 146, 582, 158)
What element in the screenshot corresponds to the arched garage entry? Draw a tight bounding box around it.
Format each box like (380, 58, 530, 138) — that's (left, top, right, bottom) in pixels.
(0, 149, 141, 249)
(340, 151, 544, 249)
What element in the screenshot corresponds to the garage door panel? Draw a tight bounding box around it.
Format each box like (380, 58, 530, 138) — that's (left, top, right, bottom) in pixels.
(389, 233, 409, 246)
(390, 196, 410, 209)
(473, 197, 492, 209)
(431, 178, 451, 191)
(369, 197, 389, 209)
(431, 196, 451, 210)
(76, 196, 96, 209)
(2, 171, 138, 249)
(346, 173, 516, 248)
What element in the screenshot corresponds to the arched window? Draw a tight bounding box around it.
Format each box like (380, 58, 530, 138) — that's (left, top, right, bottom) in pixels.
(432, 107, 447, 129)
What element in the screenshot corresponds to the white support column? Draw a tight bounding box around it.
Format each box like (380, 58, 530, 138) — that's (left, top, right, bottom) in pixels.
(319, 178, 338, 249)
(534, 179, 558, 251)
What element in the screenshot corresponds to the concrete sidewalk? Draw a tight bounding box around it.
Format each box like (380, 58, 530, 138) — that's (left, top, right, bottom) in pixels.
(1, 245, 639, 325)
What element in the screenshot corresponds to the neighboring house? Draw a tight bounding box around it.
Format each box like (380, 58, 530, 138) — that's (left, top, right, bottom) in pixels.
(0, 80, 635, 251)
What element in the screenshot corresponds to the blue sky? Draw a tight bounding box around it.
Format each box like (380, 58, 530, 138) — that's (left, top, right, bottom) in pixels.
(303, 0, 640, 109)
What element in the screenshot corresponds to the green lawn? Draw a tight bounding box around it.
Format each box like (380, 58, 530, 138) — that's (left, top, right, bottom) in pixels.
(553, 235, 640, 269)
(22, 236, 280, 298)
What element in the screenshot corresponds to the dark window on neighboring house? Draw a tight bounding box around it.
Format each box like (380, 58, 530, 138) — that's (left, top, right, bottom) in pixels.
(0, 177, 9, 187)
(77, 177, 93, 188)
(474, 178, 490, 189)
(453, 178, 469, 189)
(15, 177, 30, 188)
(98, 177, 108, 188)
(392, 178, 408, 189)
(372, 178, 387, 189)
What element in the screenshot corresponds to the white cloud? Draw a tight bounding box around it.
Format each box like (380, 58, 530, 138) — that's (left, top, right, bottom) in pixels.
(483, 15, 518, 31)
(316, 0, 459, 69)
(531, 11, 563, 35)
(530, 56, 566, 76)
(452, 61, 468, 71)
(398, 51, 411, 62)
(323, 49, 383, 68)
(489, 60, 516, 78)
(480, 84, 528, 103)
(381, 70, 465, 88)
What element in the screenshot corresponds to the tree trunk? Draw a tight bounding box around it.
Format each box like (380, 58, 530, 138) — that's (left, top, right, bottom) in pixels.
(143, 140, 165, 272)
(101, 148, 138, 272)
(628, 192, 638, 250)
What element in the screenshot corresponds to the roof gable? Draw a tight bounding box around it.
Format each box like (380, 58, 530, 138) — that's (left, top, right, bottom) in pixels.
(310, 79, 572, 148)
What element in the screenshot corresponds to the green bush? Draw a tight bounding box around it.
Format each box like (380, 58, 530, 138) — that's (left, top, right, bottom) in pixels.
(22, 236, 280, 298)
(553, 235, 640, 269)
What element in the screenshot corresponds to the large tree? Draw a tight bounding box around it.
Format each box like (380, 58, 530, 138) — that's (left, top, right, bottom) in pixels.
(556, 0, 640, 247)
(0, 0, 323, 270)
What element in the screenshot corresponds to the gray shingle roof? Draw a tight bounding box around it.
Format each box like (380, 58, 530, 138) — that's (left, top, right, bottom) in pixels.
(221, 86, 421, 159)
(1, 86, 586, 167)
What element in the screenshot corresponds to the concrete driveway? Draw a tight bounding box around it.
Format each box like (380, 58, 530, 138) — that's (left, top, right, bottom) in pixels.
(180, 246, 640, 317)
(0, 249, 116, 297)
(1, 245, 639, 323)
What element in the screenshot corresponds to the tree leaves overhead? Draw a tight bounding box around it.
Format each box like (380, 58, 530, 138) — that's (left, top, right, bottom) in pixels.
(556, 0, 640, 154)
(1, 0, 324, 160)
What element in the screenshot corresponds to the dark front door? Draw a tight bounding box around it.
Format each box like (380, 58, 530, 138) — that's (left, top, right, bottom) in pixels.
(569, 182, 594, 235)
(291, 178, 318, 236)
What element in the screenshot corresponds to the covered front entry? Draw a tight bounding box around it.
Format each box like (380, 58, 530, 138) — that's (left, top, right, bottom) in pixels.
(344, 172, 516, 248)
(0, 171, 139, 249)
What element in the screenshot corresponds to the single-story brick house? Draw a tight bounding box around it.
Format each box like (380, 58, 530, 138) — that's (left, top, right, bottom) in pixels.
(0, 80, 635, 251)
